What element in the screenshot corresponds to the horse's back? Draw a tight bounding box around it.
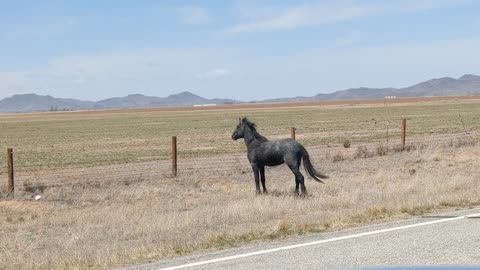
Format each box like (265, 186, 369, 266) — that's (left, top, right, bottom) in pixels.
(249, 138, 303, 166)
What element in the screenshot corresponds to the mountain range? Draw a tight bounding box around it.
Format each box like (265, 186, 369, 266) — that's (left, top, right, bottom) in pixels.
(1, 74, 480, 113)
(0, 92, 237, 113)
(263, 74, 480, 103)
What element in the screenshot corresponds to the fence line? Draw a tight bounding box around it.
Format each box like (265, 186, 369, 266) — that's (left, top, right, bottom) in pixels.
(2, 122, 478, 196)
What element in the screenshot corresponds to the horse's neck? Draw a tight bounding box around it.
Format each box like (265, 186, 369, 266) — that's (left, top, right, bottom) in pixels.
(253, 130, 268, 141)
(244, 128, 266, 149)
(243, 127, 256, 147)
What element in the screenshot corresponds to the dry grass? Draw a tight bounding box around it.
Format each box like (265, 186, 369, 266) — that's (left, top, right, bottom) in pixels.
(1, 99, 480, 172)
(1, 141, 480, 270)
(1, 99, 480, 269)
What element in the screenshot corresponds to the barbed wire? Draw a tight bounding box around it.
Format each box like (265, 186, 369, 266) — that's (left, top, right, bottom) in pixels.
(0, 130, 478, 194)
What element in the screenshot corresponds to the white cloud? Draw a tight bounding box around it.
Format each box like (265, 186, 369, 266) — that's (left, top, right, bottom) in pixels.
(196, 68, 230, 80)
(177, 6, 211, 25)
(225, 3, 366, 35)
(225, 0, 468, 35)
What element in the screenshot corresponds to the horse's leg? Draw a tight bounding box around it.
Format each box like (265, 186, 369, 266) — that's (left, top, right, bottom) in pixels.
(252, 165, 261, 194)
(259, 166, 267, 194)
(288, 165, 306, 196)
(294, 176, 300, 195)
(286, 164, 300, 195)
(299, 171, 307, 196)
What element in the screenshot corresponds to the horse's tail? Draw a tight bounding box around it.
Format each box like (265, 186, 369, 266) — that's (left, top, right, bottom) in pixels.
(301, 146, 329, 183)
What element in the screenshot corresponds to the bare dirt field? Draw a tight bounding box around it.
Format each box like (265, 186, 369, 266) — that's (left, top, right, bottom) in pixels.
(0, 96, 479, 269)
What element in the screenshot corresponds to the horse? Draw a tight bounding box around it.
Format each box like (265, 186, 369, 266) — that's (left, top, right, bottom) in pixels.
(232, 117, 328, 195)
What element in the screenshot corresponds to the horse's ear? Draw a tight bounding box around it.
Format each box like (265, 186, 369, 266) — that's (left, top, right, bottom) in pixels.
(241, 117, 247, 123)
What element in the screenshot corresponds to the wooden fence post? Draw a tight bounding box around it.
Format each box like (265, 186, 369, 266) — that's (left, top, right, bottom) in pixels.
(291, 127, 296, 140)
(7, 148, 14, 196)
(172, 136, 177, 177)
(401, 118, 406, 149)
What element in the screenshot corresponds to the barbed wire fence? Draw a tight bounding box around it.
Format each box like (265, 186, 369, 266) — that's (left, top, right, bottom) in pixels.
(1, 118, 478, 199)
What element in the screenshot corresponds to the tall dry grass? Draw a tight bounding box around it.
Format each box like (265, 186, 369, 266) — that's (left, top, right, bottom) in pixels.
(1, 138, 480, 269)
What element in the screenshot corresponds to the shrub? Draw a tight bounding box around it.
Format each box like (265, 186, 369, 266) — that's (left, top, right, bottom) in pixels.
(405, 143, 417, 152)
(333, 153, 345, 162)
(354, 145, 372, 159)
(393, 143, 417, 152)
(451, 137, 477, 148)
(376, 144, 388, 156)
(343, 139, 351, 148)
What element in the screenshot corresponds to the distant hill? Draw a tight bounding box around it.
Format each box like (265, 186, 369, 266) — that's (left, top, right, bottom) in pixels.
(93, 91, 238, 109)
(401, 74, 480, 97)
(0, 94, 94, 113)
(1, 74, 480, 112)
(263, 74, 480, 103)
(0, 91, 239, 112)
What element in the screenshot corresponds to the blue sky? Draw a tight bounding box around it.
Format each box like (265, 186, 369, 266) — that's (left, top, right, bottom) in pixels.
(1, 0, 480, 101)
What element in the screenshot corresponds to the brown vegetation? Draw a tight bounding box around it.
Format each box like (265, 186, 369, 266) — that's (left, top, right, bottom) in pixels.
(1, 137, 479, 269)
(1, 97, 480, 269)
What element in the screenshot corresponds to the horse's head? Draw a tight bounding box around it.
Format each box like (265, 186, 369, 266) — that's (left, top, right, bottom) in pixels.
(232, 117, 248, 140)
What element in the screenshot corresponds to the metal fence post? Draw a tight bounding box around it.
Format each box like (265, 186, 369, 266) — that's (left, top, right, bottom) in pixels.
(291, 127, 296, 140)
(401, 118, 406, 149)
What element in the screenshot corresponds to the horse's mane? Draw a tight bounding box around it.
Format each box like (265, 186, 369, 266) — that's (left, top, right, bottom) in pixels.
(243, 118, 268, 142)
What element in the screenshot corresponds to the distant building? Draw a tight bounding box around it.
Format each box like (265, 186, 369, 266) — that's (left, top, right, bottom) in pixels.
(193, 104, 217, 107)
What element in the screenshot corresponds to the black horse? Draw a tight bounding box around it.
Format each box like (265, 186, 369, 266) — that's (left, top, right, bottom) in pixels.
(232, 117, 328, 195)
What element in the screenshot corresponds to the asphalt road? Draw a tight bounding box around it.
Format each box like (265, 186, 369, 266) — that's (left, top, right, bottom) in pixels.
(121, 208, 480, 270)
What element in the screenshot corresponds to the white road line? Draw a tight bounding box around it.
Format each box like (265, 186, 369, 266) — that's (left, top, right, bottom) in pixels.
(158, 212, 480, 270)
